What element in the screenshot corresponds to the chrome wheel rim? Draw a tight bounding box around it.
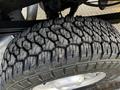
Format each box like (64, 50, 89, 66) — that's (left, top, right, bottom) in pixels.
(33, 72, 106, 90)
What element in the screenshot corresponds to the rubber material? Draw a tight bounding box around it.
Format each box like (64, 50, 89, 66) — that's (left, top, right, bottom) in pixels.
(1, 17, 120, 90)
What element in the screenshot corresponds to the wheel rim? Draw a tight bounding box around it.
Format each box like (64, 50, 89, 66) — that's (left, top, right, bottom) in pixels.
(33, 72, 106, 90)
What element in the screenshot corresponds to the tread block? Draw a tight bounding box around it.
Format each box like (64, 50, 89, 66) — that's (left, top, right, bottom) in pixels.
(38, 52, 51, 65)
(93, 31, 102, 42)
(52, 48, 66, 67)
(110, 43, 119, 59)
(23, 40, 31, 50)
(29, 43, 41, 55)
(5, 67, 13, 82)
(92, 42, 102, 60)
(102, 32, 110, 42)
(70, 33, 82, 44)
(24, 56, 37, 70)
(13, 62, 23, 77)
(81, 43, 92, 61)
(35, 35, 45, 45)
(42, 39, 55, 50)
(8, 55, 16, 66)
(17, 49, 27, 61)
(82, 31, 92, 42)
(102, 42, 111, 59)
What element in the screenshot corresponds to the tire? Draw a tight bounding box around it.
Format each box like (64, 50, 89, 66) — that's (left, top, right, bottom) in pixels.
(1, 16, 120, 90)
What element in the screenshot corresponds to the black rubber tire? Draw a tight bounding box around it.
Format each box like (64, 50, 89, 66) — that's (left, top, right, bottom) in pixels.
(1, 17, 120, 90)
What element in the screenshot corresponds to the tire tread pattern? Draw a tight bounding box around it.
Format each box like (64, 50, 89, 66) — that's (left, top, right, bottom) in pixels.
(1, 17, 120, 90)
